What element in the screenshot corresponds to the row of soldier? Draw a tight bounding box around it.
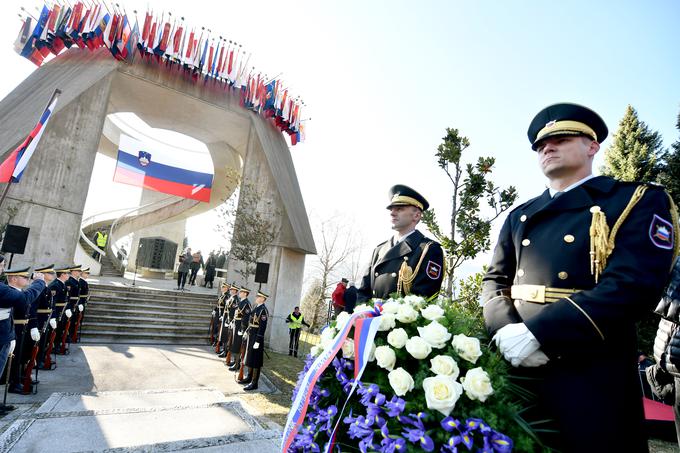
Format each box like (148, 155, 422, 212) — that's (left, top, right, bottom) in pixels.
(209, 283, 268, 391)
(0, 257, 89, 408)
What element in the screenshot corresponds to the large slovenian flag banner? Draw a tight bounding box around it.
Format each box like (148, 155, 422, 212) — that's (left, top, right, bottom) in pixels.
(0, 93, 59, 183)
(113, 134, 213, 202)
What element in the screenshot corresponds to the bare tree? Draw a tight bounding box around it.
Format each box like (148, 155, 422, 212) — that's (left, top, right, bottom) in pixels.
(300, 278, 326, 331)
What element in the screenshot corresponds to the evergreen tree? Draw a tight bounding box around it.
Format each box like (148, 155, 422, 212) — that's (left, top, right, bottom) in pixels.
(600, 105, 665, 183)
(658, 110, 680, 204)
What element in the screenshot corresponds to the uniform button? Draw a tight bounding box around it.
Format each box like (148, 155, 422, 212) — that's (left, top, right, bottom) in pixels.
(558, 271, 568, 280)
(521, 239, 531, 246)
(520, 215, 527, 222)
(517, 269, 525, 277)
(374, 272, 379, 277)
(563, 234, 575, 243)
(403, 257, 408, 261)
(390, 272, 397, 277)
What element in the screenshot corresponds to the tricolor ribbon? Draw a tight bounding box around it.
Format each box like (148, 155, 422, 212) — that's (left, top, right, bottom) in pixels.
(282, 304, 383, 452)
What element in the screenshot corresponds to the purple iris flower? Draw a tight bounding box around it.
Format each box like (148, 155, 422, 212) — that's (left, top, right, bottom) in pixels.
(379, 436, 406, 453)
(358, 383, 380, 405)
(441, 416, 461, 432)
(347, 415, 374, 439)
(384, 396, 406, 417)
(359, 434, 376, 453)
(489, 431, 513, 453)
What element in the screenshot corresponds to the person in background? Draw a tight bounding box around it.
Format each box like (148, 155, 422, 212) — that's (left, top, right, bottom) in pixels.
(203, 251, 217, 289)
(189, 250, 204, 286)
(176, 247, 192, 291)
(285, 306, 310, 357)
(331, 278, 347, 317)
(343, 282, 358, 313)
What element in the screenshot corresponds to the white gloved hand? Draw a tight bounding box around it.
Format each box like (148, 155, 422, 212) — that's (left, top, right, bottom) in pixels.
(65, 309, 73, 318)
(8, 340, 16, 354)
(253, 342, 260, 350)
(219, 315, 224, 321)
(30, 327, 40, 342)
(49, 318, 57, 329)
(78, 304, 84, 312)
(237, 331, 243, 336)
(520, 349, 550, 367)
(493, 323, 541, 367)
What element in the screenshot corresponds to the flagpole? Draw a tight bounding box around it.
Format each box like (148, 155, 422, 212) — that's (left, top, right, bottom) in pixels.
(0, 88, 61, 211)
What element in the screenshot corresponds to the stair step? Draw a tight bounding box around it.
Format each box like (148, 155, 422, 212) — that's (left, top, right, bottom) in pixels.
(89, 294, 215, 306)
(87, 300, 212, 315)
(90, 284, 216, 299)
(82, 321, 207, 335)
(85, 314, 209, 326)
(79, 329, 209, 341)
(84, 307, 209, 320)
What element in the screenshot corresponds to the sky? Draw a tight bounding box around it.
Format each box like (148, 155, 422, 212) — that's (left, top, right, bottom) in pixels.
(1, 0, 679, 288)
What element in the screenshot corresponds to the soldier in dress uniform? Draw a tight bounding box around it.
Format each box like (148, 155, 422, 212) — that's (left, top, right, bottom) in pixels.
(72, 267, 89, 343)
(238, 290, 269, 391)
(211, 283, 228, 349)
(33, 265, 56, 369)
(357, 185, 445, 303)
(218, 284, 240, 358)
(227, 287, 252, 371)
(58, 265, 80, 354)
(46, 266, 70, 368)
(482, 103, 677, 452)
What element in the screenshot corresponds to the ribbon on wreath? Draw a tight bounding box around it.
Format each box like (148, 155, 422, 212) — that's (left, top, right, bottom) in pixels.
(282, 303, 383, 452)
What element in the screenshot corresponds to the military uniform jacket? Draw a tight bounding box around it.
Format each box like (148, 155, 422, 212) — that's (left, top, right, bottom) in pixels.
(49, 279, 67, 320)
(357, 229, 444, 303)
(35, 284, 54, 329)
(78, 278, 89, 306)
(229, 297, 251, 355)
(245, 303, 268, 369)
(482, 176, 675, 452)
(65, 277, 80, 310)
(226, 294, 239, 324)
(0, 280, 44, 344)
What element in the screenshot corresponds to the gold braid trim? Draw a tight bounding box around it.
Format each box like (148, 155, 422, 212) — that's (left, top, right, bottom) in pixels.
(589, 185, 648, 283)
(397, 242, 433, 295)
(666, 191, 680, 267)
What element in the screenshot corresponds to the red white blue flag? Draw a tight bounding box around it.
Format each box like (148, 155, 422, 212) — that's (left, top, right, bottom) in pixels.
(0, 93, 59, 183)
(113, 134, 213, 202)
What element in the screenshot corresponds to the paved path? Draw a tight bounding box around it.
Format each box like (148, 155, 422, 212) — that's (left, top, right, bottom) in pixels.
(0, 345, 281, 452)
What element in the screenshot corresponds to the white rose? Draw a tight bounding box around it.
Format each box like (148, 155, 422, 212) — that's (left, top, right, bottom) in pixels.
(374, 345, 397, 370)
(387, 367, 415, 396)
(335, 311, 351, 330)
(417, 321, 452, 349)
(342, 339, 355, 359)
(320, 327, 337, 350)
(451, 334, 483, 364)
(403, 294, 426, 308)
(387, 328, 409, 349)
(310, 345, 322, 357)
(422, 375, 463, 416)
(378, 313, 396, 331)
(354, 304, 371, 313)
(420, 304, 445, 321)
(396, 304, 419, 323)
(405, 336, 432, 359)
(430, 355, 460, 379)
(381, 299, 401, 314)
(460, 367, 494, 402)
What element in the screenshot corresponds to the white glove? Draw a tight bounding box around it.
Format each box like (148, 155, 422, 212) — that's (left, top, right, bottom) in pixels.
(49, 318, 57, 329)
(219, 316, 224, 321)
(78, 304, 84, 311)
(8, 340, 15, 354)
(65, 309, 73, 318)
(30, 328, 40, 342)
(32, 272, 44, 281)
(493, 323, 541, 367)
(253, 342, 260, 350)
(237, 331, 243, 336)
(520, 349, 550, 367)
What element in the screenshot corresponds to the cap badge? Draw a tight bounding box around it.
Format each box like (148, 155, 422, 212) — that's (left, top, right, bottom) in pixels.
(545, 120, 557, 128)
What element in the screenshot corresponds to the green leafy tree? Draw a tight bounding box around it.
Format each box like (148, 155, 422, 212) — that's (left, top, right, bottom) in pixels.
(601, 105, 665, 182)
(422, 128, 518, 297)
(658, 110, 680, 204)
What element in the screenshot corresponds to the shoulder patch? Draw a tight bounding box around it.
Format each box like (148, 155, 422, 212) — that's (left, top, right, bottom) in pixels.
(649, 214, 674, 249)
(426, 260, 442, 280)
(51, 290, 56, 296)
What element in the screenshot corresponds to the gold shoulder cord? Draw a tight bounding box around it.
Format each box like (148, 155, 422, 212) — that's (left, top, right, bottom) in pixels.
(397, 242, 433, 295)
(590, 185, 649, 283)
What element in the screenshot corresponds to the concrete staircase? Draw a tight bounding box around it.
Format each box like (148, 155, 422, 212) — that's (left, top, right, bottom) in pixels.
(79, 230, 124, 277)
(80, 284, 216, 344)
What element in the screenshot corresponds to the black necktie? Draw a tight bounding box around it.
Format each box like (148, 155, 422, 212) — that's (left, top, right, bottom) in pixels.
(553, 191, 564, 199)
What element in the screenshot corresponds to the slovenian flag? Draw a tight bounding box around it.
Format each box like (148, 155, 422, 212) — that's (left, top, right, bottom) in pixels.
(0, 92, 60, 183)
(113, 134, 213, 202)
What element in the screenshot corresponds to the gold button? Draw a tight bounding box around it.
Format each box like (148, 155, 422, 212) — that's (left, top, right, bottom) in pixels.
(517, 269, 525, 277)
(558, 271, 568, 280)
(520, 215, 527, 222)
(521, 239, 531, 246)
(374, 272, 379, 277)
(390, 272, 397, 277)
(564, 234, 575, 243)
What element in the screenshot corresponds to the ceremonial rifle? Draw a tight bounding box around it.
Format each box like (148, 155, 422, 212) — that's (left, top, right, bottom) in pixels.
(45, 301, 68, 368)
(71, 295, 86, 343)
(237, 331, 248, 382)
(214, 294, 228, 353)
(224, 320, 234, 365)
(23, 313, 51, 393)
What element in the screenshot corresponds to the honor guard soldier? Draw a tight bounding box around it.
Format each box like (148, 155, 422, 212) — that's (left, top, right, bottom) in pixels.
(66, 265, 81, 343)
(72, 267, 89, 343)
(33, 265, 56, 369)
(211, 284, 228, 348)
(482, 103, 677, 452)
(227, 287, 252, 371)
(357, 185, 445, 303)
(218, 284, 240, 358)
(239, 290, 269, 391)
(45, 266, 70, 369)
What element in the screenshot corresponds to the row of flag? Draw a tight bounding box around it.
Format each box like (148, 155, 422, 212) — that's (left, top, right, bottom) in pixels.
(13, 2, 306, 145)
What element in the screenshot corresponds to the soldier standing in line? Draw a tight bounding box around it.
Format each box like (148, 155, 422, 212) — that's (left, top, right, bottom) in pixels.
(33, 265, 56, 369)
(58, 265, 80, 354)
(211, 284, 228, 348)
(238, 290, 269, 391)
(72, 267, 89, 343)
(45, 266, 69, 368)
(356, 185, 445, 303)
(218, 284, 240, 358)
(227, 287, 252, 371)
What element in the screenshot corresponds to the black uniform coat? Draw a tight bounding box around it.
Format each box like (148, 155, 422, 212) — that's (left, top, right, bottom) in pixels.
(357, 229, 444, 303)
(211, 293, 227, 337)
(245, 303, 268, 368)
(229, 297, 252, 355)
(78, 278, 89, 307)
(482, 176, 675, 452)
(0, 280, 44, 344)
(65, 277, 80, 311)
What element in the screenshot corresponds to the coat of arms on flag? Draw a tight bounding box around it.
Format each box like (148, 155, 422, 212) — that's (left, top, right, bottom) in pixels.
(138, 151, 151, 167)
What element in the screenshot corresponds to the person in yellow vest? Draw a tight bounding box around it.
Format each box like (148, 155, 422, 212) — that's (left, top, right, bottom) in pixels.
(92, 230, 108, 260)
(285, 306, 310, 357)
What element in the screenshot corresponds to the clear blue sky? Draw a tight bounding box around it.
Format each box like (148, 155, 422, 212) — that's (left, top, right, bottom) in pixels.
(1, 0, 678, 283)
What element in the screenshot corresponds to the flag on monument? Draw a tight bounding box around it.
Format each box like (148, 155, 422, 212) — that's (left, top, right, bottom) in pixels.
(113, 134, 213, 202)
(0, 93, 60, 183)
